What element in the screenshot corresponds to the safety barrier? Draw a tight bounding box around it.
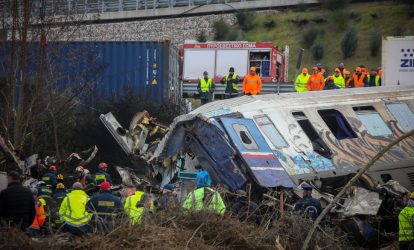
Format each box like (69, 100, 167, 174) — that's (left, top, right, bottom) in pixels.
(180, 81, 295, 97)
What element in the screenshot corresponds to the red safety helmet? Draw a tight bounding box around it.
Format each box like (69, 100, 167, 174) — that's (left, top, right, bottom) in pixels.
(49, 165, 57, 171)
(99, 162, 108, 170)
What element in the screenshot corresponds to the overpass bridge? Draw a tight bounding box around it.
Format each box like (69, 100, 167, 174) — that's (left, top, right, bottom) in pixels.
(1, 0, 317, 22)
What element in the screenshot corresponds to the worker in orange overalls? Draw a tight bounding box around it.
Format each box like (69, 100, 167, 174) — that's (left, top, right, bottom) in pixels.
(307, 66, 325, 91)
(349, 66, 368, 88)
(242, 67, 262, 95)
(27, 188, 46, 237)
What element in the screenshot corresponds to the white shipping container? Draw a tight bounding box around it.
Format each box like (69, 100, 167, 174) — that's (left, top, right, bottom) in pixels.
(382, 36, 414, 86)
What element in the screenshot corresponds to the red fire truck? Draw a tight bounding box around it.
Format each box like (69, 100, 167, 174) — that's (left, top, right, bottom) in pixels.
(182, 41, 288, 83)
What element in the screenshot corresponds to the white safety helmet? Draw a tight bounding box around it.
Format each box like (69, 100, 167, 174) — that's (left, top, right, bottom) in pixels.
(75, 166, 84, 173)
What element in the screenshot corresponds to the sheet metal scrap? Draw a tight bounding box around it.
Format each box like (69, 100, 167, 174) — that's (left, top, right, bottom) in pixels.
(341, 186, 383, 216)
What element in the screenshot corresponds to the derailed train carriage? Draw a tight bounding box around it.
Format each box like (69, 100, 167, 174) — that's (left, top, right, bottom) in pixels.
(101, 86, 414, 245)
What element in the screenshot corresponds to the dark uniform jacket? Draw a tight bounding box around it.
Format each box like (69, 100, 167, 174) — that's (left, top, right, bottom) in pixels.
(93, 170, 112, 186)
(41, 171, 57, 188)
(0, 182, 36, 230)
(293, 195, 322, 220)
(86, 191, 122, 220)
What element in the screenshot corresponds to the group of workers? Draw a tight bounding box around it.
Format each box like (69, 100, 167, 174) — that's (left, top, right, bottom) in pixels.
(295, 63, 382, 92)
(197, 66, 262, 104)
(0, 165, 228, 237)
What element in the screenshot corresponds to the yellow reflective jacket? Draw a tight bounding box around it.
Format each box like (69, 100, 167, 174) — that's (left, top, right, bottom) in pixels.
(399, 205, 414, 242)
(124, 191, 154, 225)
(182, 187, 226, 215)
(59, 190, 91, 226)
(295, 73, 310, 92)
(199, 78, 213, 93)
(332, 74, 345, 89)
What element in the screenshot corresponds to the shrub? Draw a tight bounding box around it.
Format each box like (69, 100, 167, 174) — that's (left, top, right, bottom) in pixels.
(213, 19, 230, 41)
(196, 30, 207, 43)
(393, 26, 405, 36)
(301, 28, 319, 48)
(235, 11, 256, 32)
(263, 20, 276, 30)
(369, 31, 382, 57)
(332, 11, 349, 30)
(320, 0, 349, 11)
(341, 28, 358, 59)
(312, 42, 324, 61)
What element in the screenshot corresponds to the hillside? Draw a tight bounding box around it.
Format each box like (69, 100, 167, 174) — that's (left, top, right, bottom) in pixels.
(233, 2, 414, 79)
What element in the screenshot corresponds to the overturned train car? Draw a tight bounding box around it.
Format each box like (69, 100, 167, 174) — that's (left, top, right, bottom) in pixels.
(148, 86, 414, 194)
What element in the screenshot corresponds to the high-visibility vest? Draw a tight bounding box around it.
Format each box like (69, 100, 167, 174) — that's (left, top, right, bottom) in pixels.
(59, 190, 91, 226)
(331, 74, 345, 89)
(200, 78, 212, 93)
(367, 75, 380, 86)
(352, 73, 366, 88)
(30, 198, 46, 230)
(182, 187, 226, 215)
(295, 73, 310, 92)
(399, 206, 414, 242)
(224, 74, 238, 91)
(307, 73, 325, 91)
(124, 191, 154, 225)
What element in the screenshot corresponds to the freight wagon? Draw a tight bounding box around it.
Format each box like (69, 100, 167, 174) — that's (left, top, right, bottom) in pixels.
(0, 41, 181, 103)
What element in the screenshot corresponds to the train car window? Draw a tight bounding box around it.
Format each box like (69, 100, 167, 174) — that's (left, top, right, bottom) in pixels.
(386, 103, 414, 132)
(254, 115, 288, 148)
(318, 109, 357, 140)
(352, 106, 392, 137)
(232, 123, 259, 150)
(292, 112, 332, 159)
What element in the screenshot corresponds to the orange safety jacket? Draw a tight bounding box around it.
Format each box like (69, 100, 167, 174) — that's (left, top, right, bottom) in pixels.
(242, 74, 262, 95)
(30, 198, 46, 230)
(307, 73, 325, 91)
(352, 73, 366, 88)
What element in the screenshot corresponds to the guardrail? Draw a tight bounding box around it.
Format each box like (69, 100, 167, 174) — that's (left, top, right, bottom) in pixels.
(181, 81, 295, 98)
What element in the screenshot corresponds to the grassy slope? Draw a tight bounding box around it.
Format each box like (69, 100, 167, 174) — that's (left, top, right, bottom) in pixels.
(242, 2, 414, 80)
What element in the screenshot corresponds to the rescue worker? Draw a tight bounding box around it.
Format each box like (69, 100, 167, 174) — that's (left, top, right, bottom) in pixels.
(0, 171, 35, 231)
(93, 162, 112, 186)
(158, 183, 178, 210)
(75, 166, 93, 187)
(367, 68, 381, 87)
(295, 68, 310, 92)
(53, 183, 67, 203)
(338, 62, 346, 77)
(27, 188, 46, 237)
(57, 174, 64, 184)
(52, 183, 67, 228)
(86, 182, 122, 231)
(349, 67, 368, 88)
(197, 71, 215, 105)
(344, 70, 352, 88)
(378, 67, 382, 79)
(307, 66, 325, 91)
(220, 67, 240, 99)
(59, 182, 92, 236)
(124, 184, 154, 225)
(38, 181, 53, 198)
(242, 67, 262, 95)
(41, 165, 58, 189)
(399, 192, 414, 250)
(293, 183, 322, 220)
(331, 68, 345, 89)
(182, 171, 226, 215)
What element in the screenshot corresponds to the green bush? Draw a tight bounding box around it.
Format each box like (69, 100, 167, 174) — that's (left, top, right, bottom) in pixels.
(341, 28, 358, 59)
(196, 30, 207, 43)
(301, 28, 319, 48)
(320, 0, 349, 11)
(213, 19, 230, 41)
(263, 20, 276, 30)
(236, 11, 256, 32)
(332, 11, 349, 30)
(393, 26, 406, 36)
(312, 42, 324, 61)
(369, 31, 382, 57)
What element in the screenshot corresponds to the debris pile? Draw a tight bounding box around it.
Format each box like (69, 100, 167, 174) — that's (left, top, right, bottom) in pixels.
(0, 211, 351, 250)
